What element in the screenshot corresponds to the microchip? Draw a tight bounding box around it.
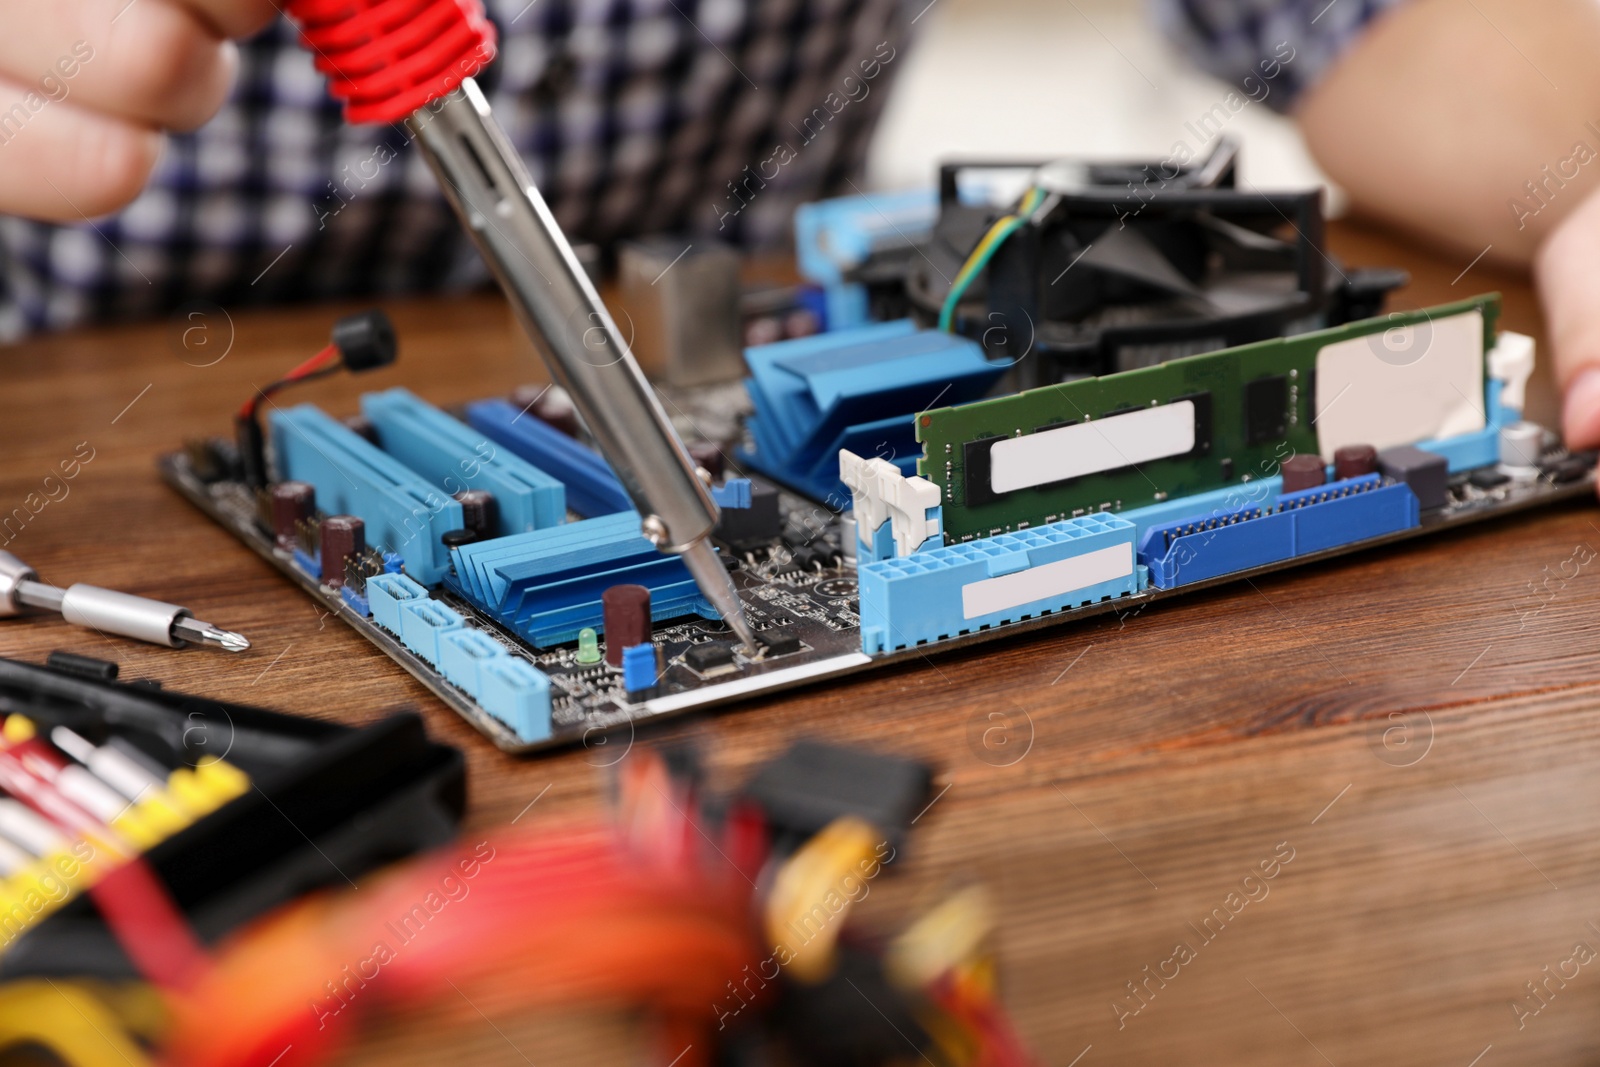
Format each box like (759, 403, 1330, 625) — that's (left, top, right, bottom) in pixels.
(756, 627, 802, 657)
(1468, 468, 1510, 489)
(684, 641, 737, 674)
(961, 435, 1008, 507)
(1243, 375, 1288, 445)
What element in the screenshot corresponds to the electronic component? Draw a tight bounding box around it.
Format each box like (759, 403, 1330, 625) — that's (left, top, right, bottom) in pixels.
(918, 295, 1498, 543)
(271, 404, 463, 584)
(1498, 421, 1544, 470)
(739, 320, 1005, 502)
(466, 398, 632, 517)
(839, 449, 941, 562)
(1280, 454, 1326, 493)
(1138, 474, 1420, 588)
(684, 642, 737, 675)
(858, 514, 1140, 654)
(869, 144, 1407, 384)
(602, 584, 653, 668)
(794, 187, 938, 329)
(757, 628, 803, 657)
(622, 643, 659, 695)
(269, 481, 315, 550)
(361, 387, 565, 534)
(1377, 445, 1450, 511)
(235, 309, 398, 487)
(0, 551, 249, 653)
(715, 480, 783, 549)
(448, 512, 715, 648)
(454, 489, 498, 539)
(1333, 443, 1378, 480)
(319, 515, 364, 586)
(511, 383, 581, 437)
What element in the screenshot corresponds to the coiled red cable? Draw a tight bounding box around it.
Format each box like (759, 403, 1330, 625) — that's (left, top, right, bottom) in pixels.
(283, 0, 498, 125)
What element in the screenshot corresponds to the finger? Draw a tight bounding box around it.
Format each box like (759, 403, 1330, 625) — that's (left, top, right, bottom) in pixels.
(0, 0, 238, 133)
(170, 0, 281, 41)
(0, 75, 164, 221)
(1534, 186, 1600, 449)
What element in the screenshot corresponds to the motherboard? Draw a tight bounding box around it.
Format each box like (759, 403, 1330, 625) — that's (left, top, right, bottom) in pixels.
(162, 286, 1594, 754)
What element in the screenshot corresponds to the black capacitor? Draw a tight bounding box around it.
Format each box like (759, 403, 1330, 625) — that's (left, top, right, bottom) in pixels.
(1280, 454, 1326, 493)
(320, 515, 365, 585)
(601, 584, 652, 668)
(270, 481, 316, 550)
(1333, 444, 1378, 481)
(511, 383, 580, 437)
(454, 490, 498, 539)
(688, 441, 724, 480)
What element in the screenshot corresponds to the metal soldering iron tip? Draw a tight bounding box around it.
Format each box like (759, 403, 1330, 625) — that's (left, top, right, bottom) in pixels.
(172, 616, 253, 652)
(679, 538, 758, 655)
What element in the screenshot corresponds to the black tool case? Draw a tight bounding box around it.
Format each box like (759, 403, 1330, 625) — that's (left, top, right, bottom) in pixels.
(0, 653, 465, 979)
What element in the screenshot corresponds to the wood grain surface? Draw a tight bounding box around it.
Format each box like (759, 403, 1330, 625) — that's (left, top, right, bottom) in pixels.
(4, 223, 1599, 1066)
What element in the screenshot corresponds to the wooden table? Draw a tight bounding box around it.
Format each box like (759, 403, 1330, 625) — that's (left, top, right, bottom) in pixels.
(5, 222, 1598, 1066)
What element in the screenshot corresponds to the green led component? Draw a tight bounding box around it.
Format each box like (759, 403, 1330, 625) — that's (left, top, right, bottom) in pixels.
(576, 627, 602, 664)
(916, 295, 1500, 543)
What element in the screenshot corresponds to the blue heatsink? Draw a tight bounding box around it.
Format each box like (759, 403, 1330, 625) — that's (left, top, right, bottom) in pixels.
(738, 321, 1005, 504)
(464, 398, 633, 518)
(446, 511, 716, 648)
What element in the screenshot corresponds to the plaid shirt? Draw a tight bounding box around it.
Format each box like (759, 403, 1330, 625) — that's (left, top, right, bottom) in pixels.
(0, 0, 1394, 341)
(1150, 0, 1405, 112)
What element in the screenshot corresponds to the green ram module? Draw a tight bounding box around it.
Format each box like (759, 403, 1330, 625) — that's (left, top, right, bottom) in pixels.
(916, 294, 1500, 543)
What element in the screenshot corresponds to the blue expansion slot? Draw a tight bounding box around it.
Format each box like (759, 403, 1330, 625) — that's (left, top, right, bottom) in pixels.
(270, 405, 462, 584)
(361, 388, 566, 534)
(1138, 474, 1421, 589)
(446, 511, 715, 648)
(739, 321, 1005, 503)
(464, 398, 632, 517)
(365, 573, 552, 741)
(858, 514, 1141, 655)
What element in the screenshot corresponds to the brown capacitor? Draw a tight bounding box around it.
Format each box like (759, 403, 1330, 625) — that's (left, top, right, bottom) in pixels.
(1333, 444, 1378, 481)
(454, 490, 498, 539)
(511, 383, 580, 437)
(687, 441, 724, 480)
(1280, 454, 1326, 493)
(270, 481, 315, 549)
(601, 584, 652, 668)
(320, 515, 365, 585)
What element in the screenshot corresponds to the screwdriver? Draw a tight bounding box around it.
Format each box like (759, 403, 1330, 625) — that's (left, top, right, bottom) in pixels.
(282, 0, 759, 653)
(0, 551, 250, 652)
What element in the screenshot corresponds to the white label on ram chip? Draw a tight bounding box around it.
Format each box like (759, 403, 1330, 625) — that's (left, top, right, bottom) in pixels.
(1313, 310, 1485, 461)
(988, 400, 1196, 494)
(961, 542, 1133, 620)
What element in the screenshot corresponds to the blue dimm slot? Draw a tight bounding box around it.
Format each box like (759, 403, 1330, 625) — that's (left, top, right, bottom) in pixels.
(858, 514, 1141, 654)
(464, 399, 632, 517)
(1138, 474, 1420, 589)
(270, 405, 462, 585)
(361, 387, 566, 533)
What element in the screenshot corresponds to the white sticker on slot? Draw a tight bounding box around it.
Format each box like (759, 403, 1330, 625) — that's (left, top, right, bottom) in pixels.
(961, 542, 1133, 620)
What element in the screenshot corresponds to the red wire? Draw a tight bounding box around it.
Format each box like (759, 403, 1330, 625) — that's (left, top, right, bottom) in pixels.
(237, 344, 341, 420)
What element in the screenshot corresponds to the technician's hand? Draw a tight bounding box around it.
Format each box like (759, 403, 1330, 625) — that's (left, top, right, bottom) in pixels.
(0, 0, 277, 222)
(1535, 187, 1600, 453)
